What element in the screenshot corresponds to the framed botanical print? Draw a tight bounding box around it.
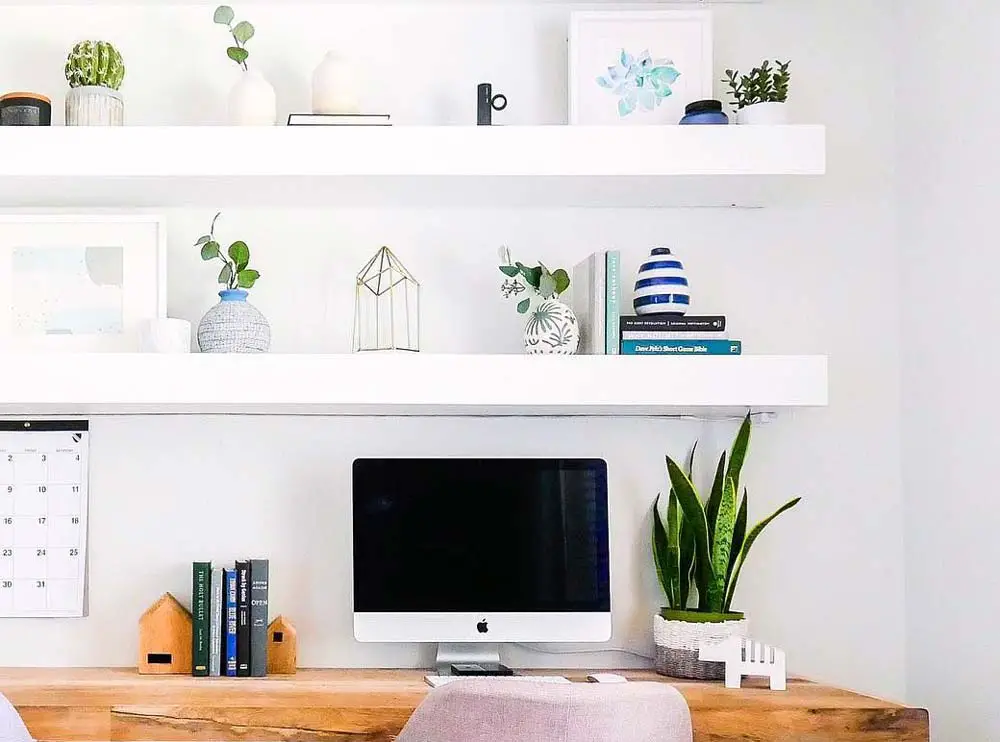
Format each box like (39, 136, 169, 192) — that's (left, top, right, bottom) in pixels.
(0, 215, 166, 352)
(569, 10, 714, 125)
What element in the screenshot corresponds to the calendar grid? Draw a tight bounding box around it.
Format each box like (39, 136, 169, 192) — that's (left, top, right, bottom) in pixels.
(0, 421, 89, 617)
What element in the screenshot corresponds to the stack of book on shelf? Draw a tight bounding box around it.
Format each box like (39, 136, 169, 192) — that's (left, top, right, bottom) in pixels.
(569, 250, 623, 355)
(286, 113, 391, 126)
(192, 559, 268, 678)
(619, 315, 741, 355)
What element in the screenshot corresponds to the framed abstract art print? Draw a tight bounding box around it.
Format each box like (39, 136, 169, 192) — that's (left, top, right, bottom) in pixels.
(0, 215, 166, 352)
(569, 10, 714, 125)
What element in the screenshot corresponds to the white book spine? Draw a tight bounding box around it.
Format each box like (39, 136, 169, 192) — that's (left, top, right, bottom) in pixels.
(209, 567, 224, 677)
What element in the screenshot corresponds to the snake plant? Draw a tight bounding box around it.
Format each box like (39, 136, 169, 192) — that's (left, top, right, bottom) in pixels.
(652, 412, 801, 614)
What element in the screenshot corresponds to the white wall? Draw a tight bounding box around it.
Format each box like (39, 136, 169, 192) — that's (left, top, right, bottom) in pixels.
(898, 1, 1000, 739)
(0, 1, 908, 699)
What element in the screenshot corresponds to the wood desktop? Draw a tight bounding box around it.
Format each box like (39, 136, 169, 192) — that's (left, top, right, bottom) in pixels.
(0, 667, 929, 742)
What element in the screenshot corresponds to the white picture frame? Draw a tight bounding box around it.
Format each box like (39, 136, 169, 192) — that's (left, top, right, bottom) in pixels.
(569, 10, 714, 126)
(0, 215, 166, 352)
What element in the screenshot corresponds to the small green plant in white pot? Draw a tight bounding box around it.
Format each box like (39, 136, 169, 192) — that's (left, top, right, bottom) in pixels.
(213, 5, 276, 125)
(64, 41, 126, 126)
(650, 412, 801, 679)
(722, 60, 791, 125)
(498, 246, 578, 355)
(195, 212, 271, 353)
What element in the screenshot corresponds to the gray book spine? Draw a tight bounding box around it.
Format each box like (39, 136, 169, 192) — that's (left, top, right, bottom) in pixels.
(249, 559, 269, 677)
(209, 567, 223, 677)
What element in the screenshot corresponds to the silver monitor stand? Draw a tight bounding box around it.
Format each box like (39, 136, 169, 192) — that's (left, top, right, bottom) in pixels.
(435, 643, 501, 674)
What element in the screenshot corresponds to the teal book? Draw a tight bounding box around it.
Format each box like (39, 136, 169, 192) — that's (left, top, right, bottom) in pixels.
(604, 251, 621, 355)
(621, 339, 742, 356)
(192, 561, 211, 677)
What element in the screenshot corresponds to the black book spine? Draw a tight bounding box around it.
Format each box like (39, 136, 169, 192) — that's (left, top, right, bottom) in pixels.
(249, 559, 269, 677)
(236, 560, 251, 677)
(619, 315, 726, 332)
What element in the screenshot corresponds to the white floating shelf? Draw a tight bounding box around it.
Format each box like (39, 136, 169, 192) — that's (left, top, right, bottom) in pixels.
(0, 125, 825, 208)
(0, 354, 828, 417)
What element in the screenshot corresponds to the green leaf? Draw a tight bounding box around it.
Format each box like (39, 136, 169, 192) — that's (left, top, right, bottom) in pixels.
(237, 269, 260, 289)
(232, 20, 255, 44)
(519, 265, 542, 289)
(726, 412, 752, 498)
(499, 265, 519, 278)
(705, 452, 726, 546)
(665, 455, 712, 611)
(678, 508, 695, 608)
(707, 477, 737, 612)
(227, 46, 249, 65)
(195, 235, 211, 247)
(200, 241, 220, 261)
(228, 241, 250, 271)
(516, 298, 530, 314)
(551, 268, 570, 295)
(651, 495, 675, 607)
(724, 497, 802, 612)
(539, 273, 556, 299)
(218, 263, 233, 286)
(666, 491, 681, 609)
(728, 490, 748, 585)
(213, 5, 235, 24)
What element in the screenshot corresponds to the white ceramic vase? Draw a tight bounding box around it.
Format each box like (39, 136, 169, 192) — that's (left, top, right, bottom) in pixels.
(228, 70, 277, 126)
(523, 299, 580, 355)
(312, 52, 360, 114)
(65, 86, 123, 126)
(735, 102, 789, 125)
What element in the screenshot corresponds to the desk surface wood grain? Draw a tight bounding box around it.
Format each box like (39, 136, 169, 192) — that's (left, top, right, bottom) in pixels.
(0, 667, 929, 742)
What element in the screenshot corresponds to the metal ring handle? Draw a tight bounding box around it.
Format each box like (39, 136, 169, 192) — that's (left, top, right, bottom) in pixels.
(490, 93, 508, 112)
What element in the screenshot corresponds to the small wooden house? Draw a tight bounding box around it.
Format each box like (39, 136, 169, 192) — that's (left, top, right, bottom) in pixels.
(266, 615, 297, 675)
(138, 593, 193, 675)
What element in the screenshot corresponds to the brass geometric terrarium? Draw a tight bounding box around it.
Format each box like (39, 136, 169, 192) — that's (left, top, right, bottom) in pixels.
(352, 246, 420, 352)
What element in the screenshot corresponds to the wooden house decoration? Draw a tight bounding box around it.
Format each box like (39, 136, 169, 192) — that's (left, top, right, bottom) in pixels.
(267, 615, 298, 675)
(138, 592, 193, 675)
(352, 246, 420, 353)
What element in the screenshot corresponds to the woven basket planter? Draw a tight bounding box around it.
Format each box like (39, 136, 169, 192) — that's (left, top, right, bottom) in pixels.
(653, 609, 748, 680)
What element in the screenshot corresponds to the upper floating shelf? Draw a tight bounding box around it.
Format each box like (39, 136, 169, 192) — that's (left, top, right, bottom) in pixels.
(0, 125, 825, 208)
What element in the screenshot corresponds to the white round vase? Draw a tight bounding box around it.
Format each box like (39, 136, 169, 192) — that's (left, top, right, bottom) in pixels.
(312, 52, 360, 114)
(228, 70, 277, 126)
(634, 247, 691, 316)
(198, 290, 271, 353)
(735, 101, 789, 125)
(65, 86, 123, 126)
(523, 299, 580, 355)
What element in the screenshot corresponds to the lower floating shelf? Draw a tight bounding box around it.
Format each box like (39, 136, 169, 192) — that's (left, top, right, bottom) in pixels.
(0, 353, 828, 417)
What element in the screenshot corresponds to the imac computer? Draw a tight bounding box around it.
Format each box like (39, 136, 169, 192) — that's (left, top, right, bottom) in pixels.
(352, 458, 611, 672)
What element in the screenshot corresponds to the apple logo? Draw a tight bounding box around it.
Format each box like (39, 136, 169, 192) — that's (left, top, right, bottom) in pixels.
(476, 619, 489, 634)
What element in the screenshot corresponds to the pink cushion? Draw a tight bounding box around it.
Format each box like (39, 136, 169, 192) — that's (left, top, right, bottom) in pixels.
(397, 680, 692, 742)
(0, 694, 32, 742)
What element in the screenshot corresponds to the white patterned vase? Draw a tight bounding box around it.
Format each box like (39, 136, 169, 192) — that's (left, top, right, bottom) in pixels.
(523, 299, 580, 355)
(198, 290, 271, 353)
(65, 86, 123, 126)
(634, 247, 691, 316)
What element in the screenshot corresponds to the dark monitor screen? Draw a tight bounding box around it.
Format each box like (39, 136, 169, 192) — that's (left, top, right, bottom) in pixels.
(352, 458, 611, 613)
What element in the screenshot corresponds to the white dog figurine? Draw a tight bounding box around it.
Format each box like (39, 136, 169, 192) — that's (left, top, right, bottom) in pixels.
(698, 636, 787, 691)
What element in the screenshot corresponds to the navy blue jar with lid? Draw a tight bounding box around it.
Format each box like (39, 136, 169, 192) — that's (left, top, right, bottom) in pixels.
(679, 100, 729, 125)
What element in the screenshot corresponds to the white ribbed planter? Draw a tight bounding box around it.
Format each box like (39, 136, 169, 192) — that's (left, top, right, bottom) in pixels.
(65, 86, 123, 126)
(653, 612, 748, 680)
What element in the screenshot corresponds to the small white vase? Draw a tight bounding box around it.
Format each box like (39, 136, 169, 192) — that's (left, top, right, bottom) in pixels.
(228, 70, 277, 126)
(65, 86, 123, 126)
(523, 299, 580, 355)
(735, 102, 789, 125)
(139, 318, 192, 354)
(312, 52, 360, 114)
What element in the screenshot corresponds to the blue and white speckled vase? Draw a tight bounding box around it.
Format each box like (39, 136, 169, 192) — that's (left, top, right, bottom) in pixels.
(197, 289, 271, 353)
(633, 248, 691, 316)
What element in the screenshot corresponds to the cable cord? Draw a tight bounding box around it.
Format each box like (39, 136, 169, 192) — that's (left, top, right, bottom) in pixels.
(514, 643, 653, 661)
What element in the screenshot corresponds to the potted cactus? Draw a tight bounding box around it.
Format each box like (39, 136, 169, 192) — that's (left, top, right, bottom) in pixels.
(65, 41, 126, 126)
(650, 412, 800, 679)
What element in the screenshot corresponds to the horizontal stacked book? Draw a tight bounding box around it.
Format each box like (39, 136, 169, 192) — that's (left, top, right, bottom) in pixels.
(286, 113, 391, 126)
(619, 315, 741, 355)
(192, 559, 269, 678)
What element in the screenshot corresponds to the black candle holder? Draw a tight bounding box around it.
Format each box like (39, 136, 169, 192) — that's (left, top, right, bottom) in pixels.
(477, 83, 507, 126)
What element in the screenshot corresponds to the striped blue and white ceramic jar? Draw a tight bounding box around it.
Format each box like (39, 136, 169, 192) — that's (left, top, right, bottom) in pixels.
(633, 247, 691, 316)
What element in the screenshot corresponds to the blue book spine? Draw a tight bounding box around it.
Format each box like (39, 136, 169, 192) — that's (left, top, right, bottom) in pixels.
(605, 251, 621, 355)
(224, 569, 238, 677)
(621, 339, 742, 356)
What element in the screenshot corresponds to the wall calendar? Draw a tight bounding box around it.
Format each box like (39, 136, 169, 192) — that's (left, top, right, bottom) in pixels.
(0, 420, 89, 617)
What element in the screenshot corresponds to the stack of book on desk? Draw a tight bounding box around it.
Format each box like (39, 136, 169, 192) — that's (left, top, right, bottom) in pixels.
(191, 559, 268, 678)
(619, 315, 741, 355)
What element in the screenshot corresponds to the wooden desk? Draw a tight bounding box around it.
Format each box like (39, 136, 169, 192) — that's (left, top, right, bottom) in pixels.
(0, 667, 928, 742)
